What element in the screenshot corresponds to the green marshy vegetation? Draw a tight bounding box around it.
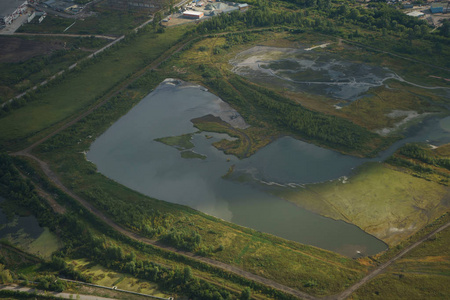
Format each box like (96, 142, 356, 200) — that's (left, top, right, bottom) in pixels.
(155, 133, 195, 150)
(387, 143, 450, 185)
(155, 133, 207, 159)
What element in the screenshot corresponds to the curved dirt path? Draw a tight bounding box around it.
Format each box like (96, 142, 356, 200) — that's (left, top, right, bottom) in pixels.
(14, 151, 317, 300)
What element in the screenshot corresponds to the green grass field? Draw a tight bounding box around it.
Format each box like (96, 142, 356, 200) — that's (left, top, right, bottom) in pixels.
(352, 225, 450, 299)
(276, 163, 450, 246)
(18, 6, 151, 36)
(0, 26, 189, 150)
(69, 258, 168, 297)
(27, 227, 62, 259)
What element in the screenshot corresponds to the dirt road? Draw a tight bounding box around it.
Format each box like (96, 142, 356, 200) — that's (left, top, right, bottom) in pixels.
(11, 32, 117, 40)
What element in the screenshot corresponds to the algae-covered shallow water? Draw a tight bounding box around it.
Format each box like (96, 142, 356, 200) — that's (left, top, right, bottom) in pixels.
(0, 196, 44, 244)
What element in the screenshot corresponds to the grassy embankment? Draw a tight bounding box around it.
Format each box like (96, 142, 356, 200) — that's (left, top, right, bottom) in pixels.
(25, 63, 368, 297)
(0, 25, 190, 151)
(351, 214, 450, 299)
(0, 241, 168, 299)
(274, 162, 449, 246)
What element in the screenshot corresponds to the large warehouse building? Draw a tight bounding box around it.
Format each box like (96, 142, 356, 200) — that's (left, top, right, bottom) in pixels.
(183, 10, 204, 19)
(1, 0, 28, 27)
(106, 0, 167, 12)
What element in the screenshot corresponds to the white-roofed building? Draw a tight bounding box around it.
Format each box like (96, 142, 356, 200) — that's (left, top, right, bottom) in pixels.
(406, 11, 425, 17)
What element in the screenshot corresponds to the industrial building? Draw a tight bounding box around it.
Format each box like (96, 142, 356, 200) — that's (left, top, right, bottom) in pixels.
(1, 0, 28, 27)
(431, 2, 443, 13)
(183, 10, 204, 19)
(106, 0, 167, 12)
(406, 11, 425, 17)
(43, 0, 80, 14)
(238, 3, 249, 10)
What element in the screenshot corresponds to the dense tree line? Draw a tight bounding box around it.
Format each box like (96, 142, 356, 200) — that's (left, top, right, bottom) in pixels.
(197, 8, 303, 33)
(396, 143, 450, 170)
(195, 2, 449, 66)
(0, 154, 56, 228)
(386, 143, 450, 185)
(79, 234, 240, 299)
(206, 76, 383, 155)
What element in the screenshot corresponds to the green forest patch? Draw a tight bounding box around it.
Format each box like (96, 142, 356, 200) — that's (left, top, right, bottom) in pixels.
(69, 258, 168, 297)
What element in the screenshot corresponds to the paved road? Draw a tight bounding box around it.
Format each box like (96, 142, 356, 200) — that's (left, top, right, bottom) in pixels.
(0, 284, 115, 300)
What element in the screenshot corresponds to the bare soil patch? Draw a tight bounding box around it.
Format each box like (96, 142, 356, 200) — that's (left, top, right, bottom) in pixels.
(0, 36, 64, 63)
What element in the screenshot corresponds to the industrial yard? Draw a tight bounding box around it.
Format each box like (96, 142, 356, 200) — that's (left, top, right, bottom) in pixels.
(162, 0, 248, 26)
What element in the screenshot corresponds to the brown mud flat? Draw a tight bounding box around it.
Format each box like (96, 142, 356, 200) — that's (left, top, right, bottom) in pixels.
(0, 36, 65, 63)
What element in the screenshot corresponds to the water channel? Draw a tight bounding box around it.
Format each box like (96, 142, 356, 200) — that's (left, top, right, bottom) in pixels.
(87, 78, 450, 257)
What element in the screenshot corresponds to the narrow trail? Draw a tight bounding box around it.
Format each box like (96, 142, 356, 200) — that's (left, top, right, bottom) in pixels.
(10, 32, 117, 40)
